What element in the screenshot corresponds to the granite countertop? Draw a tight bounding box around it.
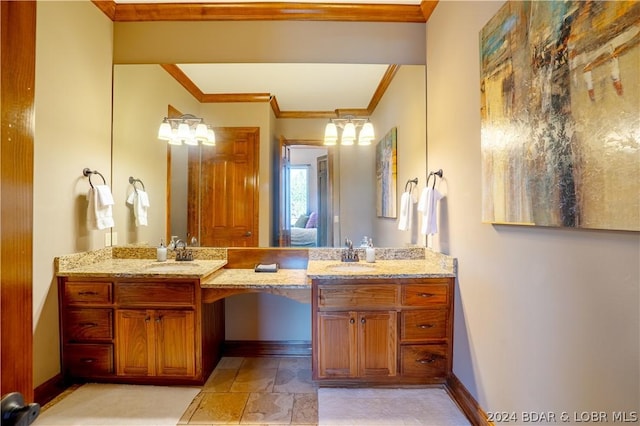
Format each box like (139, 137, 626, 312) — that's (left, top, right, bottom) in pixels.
(305, 259, 455, 279)
(57, 258, 227, 279)
(201, 269, 309, 288)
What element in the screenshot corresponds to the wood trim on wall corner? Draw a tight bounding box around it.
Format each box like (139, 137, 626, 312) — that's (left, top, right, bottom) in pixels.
(1, 0, 36, 403)
(446, 374, 493, 426)
(33, 374, 66, 407)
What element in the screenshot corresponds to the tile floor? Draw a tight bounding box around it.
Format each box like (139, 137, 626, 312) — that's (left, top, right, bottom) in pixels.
(178, 356, 318, 425)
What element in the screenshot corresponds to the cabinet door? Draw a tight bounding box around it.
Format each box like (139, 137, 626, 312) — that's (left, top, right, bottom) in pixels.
(116, 310, 153, 376)
(317, 312, 357, 378)
(358, 311, 397, 377)
(154, 309, 196, 377)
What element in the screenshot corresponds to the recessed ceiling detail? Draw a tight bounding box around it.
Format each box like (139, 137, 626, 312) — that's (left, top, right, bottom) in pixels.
(177, 63, 390, 112)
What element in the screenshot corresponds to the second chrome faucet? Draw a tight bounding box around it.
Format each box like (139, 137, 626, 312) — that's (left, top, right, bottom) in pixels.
(341, 238, 359, 262)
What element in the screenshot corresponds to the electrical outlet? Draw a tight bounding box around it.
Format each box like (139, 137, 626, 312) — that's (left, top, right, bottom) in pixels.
(104, 232, 112, 246)
(112, 232, 118, 246)
(334, 215, 340, 223)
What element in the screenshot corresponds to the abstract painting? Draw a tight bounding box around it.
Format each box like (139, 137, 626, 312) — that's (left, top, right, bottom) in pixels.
(376, 127, 397, 218)
(480, 1, 639, 231)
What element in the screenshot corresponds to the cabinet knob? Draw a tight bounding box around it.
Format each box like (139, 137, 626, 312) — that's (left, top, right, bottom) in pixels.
(419, 293, 434, 298)
(416, 357, 436, 364)
(80, 358, 96, 364)
(145, 316, 150, 322)
(418, 324, 435, 329)
(245, 231, 252, 237)
(349, 318, 355, 324)
(360, 317, 366, 324)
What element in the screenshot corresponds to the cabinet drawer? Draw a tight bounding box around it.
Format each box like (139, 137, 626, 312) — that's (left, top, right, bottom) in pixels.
(318, 285, 398, 309)
(64, 282, 112, 305)
(64, 344, 114, 376)
(116, 282, 195, 306)
(64, 309, 113, 341)
(400, 344, 448, 378)
(402, 283, 448, 307)
(400, 310, 447, 341)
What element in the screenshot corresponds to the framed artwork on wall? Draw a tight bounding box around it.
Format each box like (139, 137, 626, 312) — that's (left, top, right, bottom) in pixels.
(376, 127, 398, 218)
(480, 1, 639, 231)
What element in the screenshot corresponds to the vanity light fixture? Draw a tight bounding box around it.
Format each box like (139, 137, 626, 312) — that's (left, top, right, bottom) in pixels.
(158, 114, 215, 146)
(323, 116, 375, 146)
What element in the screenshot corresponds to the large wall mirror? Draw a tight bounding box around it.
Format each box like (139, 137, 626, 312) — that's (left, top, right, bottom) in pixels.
(111, 63, 426, 248)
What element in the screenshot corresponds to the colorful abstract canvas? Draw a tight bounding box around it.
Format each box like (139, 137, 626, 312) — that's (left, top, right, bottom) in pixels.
(376, 127, 397, 218)
(480, 1, 639, 231)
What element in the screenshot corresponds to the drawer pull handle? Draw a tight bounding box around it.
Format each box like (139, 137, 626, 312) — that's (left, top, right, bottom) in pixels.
(416, 357, 436, 364)
(419, 293, 434, 298)
(79, 322, 98, 328)
(80, 358, 96, 364)
(78, 291, 98, 296)
(418, 324, 435, 329)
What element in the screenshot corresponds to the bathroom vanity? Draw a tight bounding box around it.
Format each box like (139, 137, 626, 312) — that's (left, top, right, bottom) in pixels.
(57, 259, 226, 385)
(306, 258, 455, 386)
(56, 247, 455, 387)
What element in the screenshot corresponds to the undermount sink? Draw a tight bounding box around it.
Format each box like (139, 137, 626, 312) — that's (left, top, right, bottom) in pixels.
(327, 263, 376, 272)
(145, 262, 200, 272)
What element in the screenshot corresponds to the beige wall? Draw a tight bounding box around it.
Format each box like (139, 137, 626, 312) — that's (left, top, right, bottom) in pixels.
(33, 1, 113, 386)
(371, 65, 426, 247)
(427, 0, 639, 416)
(112, 64, 200, 246)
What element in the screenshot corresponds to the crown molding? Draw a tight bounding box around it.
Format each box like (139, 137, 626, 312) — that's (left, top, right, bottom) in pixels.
(93, 1, 437, 23)
(160, 63, 400, 119)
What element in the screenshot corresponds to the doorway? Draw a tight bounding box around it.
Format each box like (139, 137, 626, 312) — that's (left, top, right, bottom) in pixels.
(277, 138, 333, 247)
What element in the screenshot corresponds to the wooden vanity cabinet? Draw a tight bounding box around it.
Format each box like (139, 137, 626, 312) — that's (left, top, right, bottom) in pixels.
(59, 276, 223, 385)
(60, 280, 115, 379)
(312, 277, 453, 385)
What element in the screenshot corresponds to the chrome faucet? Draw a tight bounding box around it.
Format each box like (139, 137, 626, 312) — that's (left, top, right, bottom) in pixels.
(174, 239, 193, 261)
(341, 238, 359, 262)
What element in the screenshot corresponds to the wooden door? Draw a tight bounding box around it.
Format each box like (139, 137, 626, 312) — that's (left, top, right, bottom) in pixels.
(116, 309, 152, 376)
(190, 127, 259, 247)
(317, 155, 329, 247)
(358, 311, 397, 377)
(317, 311, 357, 378)
(278, 137, 291, 246)
(155, 309, 196, 377)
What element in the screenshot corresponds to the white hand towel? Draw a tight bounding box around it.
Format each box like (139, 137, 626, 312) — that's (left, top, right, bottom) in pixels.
(397, 191, 413, 231)
(94, 184, 114, 207)
(87, 187, 114, 230)
(126, 190, 150, 227)
(418, 187, 444, 235)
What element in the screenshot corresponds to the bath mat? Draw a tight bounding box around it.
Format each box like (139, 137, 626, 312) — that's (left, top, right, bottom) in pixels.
(318, 387, 470, 425)
(33, 383, 200, 425)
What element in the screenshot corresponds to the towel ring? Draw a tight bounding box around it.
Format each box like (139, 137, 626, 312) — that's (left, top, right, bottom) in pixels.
(128, 176, 146, 193)
(404, 177, 418, 192)
(83, 168, 106, 189)
(426, 169, 443, 189)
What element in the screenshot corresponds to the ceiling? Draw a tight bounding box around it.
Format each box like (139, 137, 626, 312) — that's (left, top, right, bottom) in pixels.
(175, 63, 392, 113)
(108, 0, 426, 114)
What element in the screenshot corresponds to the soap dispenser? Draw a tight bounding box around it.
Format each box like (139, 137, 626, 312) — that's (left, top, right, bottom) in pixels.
(365, 239, 375, 263)
(157, 239, 167, 262)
